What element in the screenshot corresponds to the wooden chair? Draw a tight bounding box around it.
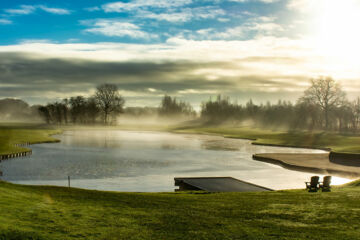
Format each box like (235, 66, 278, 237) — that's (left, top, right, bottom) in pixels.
(320, 176, 332, 192)
(305, 176, 320, 192)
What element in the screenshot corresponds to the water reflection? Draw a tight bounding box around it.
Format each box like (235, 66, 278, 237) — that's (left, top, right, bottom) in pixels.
(0, 130, 352, 191)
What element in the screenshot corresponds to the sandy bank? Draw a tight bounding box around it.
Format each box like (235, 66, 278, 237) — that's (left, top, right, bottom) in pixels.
(253, 153, 360, 179)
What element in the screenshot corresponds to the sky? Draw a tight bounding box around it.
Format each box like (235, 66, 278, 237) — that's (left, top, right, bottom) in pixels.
(1, 0, 360, 108)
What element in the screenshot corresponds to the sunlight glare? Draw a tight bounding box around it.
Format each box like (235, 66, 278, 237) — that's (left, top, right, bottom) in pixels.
(312, 0, 360, 64)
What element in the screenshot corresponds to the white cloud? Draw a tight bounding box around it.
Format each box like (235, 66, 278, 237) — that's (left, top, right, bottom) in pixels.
(5, 5, 70, 15)
(138, 6, 225, 22)
(5, 5, 36, 15)
(38, 6, 70, 15)
(230, 0, 280, 3)
(82, 19, 157, 39)
(212, 26, 245, 39)
(218, 18, 230, 22)
(287, 0, 313, 12)
(0, 19, 12, 25)
(192, 15, 282, 39)
(19, 39, 54, 44)
(138, 10, 192, 22)
(84, 6, 101, 12)
(102, 0, 192, 12)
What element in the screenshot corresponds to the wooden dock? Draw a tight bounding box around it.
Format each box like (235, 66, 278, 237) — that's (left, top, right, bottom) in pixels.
(174, 177, 273, 192)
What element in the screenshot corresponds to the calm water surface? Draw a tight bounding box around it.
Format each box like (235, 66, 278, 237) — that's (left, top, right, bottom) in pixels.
(0, 130, 351, 191)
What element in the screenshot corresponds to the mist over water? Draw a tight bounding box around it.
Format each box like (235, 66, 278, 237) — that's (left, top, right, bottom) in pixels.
(0, 130, 351, 191)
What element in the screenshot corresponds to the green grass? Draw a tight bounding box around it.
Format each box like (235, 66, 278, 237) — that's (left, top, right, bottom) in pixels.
(0, 123, 60, 155)
(173, 126, 360, 154)
(0, 181, 359, 240)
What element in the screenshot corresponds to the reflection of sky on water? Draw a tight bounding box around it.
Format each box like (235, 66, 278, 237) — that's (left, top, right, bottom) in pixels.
(0, 130, 352, 191)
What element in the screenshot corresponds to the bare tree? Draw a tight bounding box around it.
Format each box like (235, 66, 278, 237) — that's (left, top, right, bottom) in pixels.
(300, 77, 346, 130)
(94, 84, 125, 124)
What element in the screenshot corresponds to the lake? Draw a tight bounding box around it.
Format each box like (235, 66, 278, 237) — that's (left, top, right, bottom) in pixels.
(0, 130, 351, 191)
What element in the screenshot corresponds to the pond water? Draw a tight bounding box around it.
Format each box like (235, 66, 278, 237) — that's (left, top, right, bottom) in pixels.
(0, 130, 351, 191)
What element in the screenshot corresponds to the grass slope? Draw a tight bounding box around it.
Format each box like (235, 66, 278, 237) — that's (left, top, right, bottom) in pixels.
(0, 181, 360, 240)
(0, 124, 60, 155)
(174, 126, 360, 154)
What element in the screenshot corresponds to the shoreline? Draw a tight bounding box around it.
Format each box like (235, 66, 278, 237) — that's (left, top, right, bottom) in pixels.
(253, 153, 360, 179)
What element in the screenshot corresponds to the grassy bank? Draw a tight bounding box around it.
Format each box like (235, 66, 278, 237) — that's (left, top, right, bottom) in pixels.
(173, 126, 360, 154)
(0, 124, 60, 155)
(0, 180, 359, 240)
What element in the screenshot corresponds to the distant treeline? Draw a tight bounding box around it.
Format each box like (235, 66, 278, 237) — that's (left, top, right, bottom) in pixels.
(4, 77, 360, 132)
(202, 77, 360, 132)
(37, 84, 196, 125)
(0, 98, 41, 122)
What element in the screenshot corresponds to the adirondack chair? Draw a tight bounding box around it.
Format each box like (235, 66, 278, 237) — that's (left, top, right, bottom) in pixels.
(320, 176, 332, 192)
(305, 176, 320, 192)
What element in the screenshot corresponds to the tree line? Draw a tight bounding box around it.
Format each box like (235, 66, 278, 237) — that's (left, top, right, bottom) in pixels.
(38, 84, 196, 125)
(201, 77, 360, 132)
(39, 84, 125, 125)
(37, 77, 360, 132)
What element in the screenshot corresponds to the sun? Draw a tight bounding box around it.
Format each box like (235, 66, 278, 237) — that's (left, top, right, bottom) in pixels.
(311, 0, 360, 64)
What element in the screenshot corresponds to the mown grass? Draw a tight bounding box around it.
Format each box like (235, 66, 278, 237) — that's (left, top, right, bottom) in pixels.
(0, 123, 60, 155)
(0, 180, 359, 240)
(173, 125, 360, 154)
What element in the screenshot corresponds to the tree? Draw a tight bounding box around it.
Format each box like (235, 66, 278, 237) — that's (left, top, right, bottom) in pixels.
(94, 84, 125, 124)
(201, 95, 239, 122)
(159, 95, 195, 117)
(84, 97, 99, 124)
(38, 106, 51, 124)
(300, 77, 346, 130)
(69, 96, 86, 124)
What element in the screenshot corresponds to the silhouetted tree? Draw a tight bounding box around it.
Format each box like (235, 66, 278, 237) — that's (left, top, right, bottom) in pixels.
(159, 95, 195, 117)
(70, 96, 86, 124)
(85, 97, 99, 124)
(201, 95, 240, 123)
(38, 106, 51, 124)
(300, 77, 346, 130)
(62, 98, 70, 124)
(95, 84, 125, 124)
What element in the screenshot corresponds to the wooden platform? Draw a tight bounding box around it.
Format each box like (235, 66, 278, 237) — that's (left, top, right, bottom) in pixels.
(174, 177, 273, 192)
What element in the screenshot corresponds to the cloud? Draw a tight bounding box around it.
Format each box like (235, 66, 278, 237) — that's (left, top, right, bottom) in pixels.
(19, 39, 55, 44)
(84, 6, 101, 12)
(229, 0, 280, 3)
(38, 6, 71, 15)
(4, 5, 70, 16)
(191, 15, 283, 39)
(0, 19, 12, 25)
(1, 36, 359, 106)
(102, 0, 192, 12)
(137, 6, 225, 23)
(0, 51, 309, 106)
(5, 5, 36, 15)
(82, 19, 157, 39)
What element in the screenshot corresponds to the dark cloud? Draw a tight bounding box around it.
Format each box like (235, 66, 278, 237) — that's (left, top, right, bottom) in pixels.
(0, 52, 309, 106)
